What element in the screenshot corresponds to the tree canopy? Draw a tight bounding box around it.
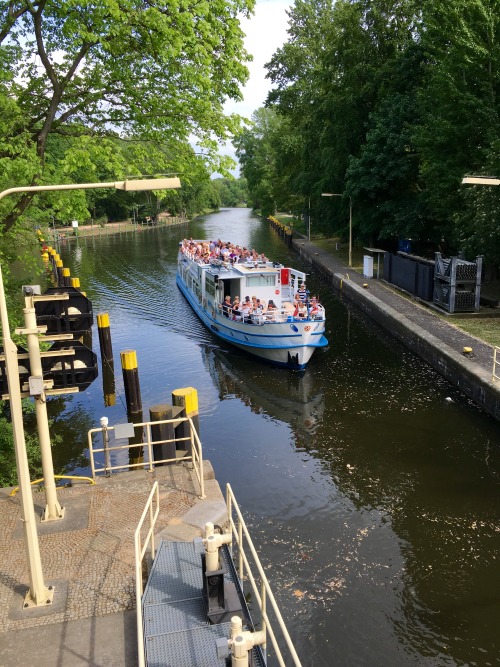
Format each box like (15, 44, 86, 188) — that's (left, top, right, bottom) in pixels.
(237, 0, 500, 262)
(0, 0, 255, 232)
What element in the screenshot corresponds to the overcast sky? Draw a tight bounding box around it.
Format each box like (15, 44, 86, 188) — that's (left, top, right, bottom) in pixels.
(225, 0, 292, 118)
(220, 0, 293, 172)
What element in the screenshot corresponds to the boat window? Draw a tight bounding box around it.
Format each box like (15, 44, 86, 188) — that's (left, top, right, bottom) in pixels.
(246, 275, 276, 287)
(205, 274, 216, 298)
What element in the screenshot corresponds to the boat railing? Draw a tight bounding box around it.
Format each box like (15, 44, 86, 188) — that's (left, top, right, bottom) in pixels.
(219, 304, 325, 325)
(226, 483, 303, 667)
(87, 416, 205, 498)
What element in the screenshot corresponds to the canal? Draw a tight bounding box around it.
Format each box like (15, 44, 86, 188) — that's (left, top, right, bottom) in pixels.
(54, 208, 499, 666)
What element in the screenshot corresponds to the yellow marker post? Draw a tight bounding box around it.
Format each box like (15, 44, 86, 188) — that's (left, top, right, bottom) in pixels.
(120, 349, 143, 466)
(62, 267, 71, 287)
(172, 387, 199, 458)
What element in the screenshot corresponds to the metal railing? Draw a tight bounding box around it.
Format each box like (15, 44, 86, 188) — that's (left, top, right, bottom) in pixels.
(226, 483, 303, 667)
(134, 480, 160, 667)
(87, 416, 205, 498)
(493, 347, 500, 382)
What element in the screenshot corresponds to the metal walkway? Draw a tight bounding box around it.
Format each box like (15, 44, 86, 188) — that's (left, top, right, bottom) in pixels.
(142, 540, 266, 667)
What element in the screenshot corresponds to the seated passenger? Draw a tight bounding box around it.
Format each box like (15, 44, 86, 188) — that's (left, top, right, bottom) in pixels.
(254, 299, 264, 315)
(221, 295, 232, 318)
(241, 301, 251, 322)
(232, 297, 242, 320)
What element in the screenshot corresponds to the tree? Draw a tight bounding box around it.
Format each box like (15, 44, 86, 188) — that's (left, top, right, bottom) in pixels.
(415, 0, 500, 247)
(0, 0, 255, 232)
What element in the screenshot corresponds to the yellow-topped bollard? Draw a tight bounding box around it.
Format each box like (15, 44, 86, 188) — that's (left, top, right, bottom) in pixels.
(172, 387, 199, 458)
(62, 267, 71, 287)
(97, 312, 113, 366)
(71, 277, 80, 289)
(120, 349, 142, 414)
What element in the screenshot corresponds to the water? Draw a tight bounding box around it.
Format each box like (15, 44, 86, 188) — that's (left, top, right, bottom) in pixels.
(55, 209, 500, 666)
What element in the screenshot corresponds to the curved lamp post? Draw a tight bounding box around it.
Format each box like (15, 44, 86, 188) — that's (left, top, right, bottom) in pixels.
(461, 176, 499, 186)
(0, 176, 180, 608)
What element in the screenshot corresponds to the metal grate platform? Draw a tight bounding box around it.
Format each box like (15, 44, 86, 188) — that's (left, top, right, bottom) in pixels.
(142, 540, 266, 667)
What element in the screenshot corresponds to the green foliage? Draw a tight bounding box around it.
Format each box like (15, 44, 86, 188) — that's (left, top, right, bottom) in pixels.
(239, 0, 500, 264)
(0, 400, 44, 487)
(212, 178, 249, 207)
(0, 0, 255, 232)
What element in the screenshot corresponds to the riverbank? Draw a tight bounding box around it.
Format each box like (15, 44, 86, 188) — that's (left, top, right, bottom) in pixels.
(0, 462, 225, 666)
(49, 217, 188, 242)
(293, 237, 500, 421)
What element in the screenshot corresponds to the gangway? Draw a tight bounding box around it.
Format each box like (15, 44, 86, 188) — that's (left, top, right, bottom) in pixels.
(135, 482, 302, 667)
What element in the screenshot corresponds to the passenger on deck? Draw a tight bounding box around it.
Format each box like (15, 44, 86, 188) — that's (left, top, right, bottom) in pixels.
(264, 300, 280, 322)
(232, 297, 242, 320)
(297, 302, 308, 319)
(241, 300, 251, 322)
(297, 283, 308, 302)
(220, 295, 232, 318)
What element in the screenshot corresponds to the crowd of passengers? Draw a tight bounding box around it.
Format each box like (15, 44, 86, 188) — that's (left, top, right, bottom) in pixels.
(179, 239, 324, 322)
(218, 286, 324, 323)
(180, 238, 268, 265)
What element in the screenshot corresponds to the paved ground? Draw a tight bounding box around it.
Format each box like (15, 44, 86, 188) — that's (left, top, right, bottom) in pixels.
(295, 239, 499, 381)
(0, 462, 226, 666)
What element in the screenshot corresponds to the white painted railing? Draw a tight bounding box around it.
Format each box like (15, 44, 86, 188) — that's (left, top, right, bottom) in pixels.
(134, 480, 160, 667)
(226, 483, 303, 667)
(87, 416, 205, 498)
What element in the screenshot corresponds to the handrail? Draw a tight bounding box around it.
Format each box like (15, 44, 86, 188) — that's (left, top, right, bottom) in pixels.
(9, 474, 95, 496)
(134, 480, 160, 667)
(226, 483, 302, 667)
(87, 416, 205, 498)
(493, 347, 500, 382)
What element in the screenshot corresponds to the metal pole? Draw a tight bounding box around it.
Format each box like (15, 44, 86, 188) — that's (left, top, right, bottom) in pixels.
(307, 198, 311, 242)
(0, 266, 52, 607)
(349, 197, 353, 268)
(22, 302, 64, 521)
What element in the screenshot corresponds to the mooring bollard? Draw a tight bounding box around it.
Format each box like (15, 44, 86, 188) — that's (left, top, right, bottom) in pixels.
(56, 259, 64, 286)
(120, 349, 143, 466)
(71, 277, 80, 289)
(149, 404, 177, 465)
(97, 312, 113, 365)
(172, 387, 199, 458)
(62, 267, 71, 287)
(121, 349, 142, 414)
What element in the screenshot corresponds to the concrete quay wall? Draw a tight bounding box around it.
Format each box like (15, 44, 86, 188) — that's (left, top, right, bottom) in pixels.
(293, 240, 500, 422)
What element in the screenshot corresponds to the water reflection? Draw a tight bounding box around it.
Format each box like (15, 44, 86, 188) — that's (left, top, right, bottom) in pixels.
(202, 346, 325, 436)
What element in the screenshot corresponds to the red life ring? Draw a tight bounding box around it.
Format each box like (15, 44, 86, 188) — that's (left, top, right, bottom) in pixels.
(275, 289, 280, 295)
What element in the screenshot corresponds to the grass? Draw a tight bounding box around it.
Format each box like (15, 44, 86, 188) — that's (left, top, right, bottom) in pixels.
(439, 315, 500, 348)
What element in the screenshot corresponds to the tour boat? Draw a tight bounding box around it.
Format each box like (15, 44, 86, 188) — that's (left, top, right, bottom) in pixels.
(176, 240, 328, 369)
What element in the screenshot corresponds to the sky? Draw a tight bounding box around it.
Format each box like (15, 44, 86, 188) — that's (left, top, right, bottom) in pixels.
(225, 0, 292, 119)
(220, 0, 293, 171)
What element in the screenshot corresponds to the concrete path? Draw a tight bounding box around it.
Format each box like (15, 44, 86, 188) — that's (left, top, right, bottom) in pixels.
(294, 239, 500, 419)
(0, 462, 225, 666)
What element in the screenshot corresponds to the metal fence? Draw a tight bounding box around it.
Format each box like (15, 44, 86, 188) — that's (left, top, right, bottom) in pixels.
(87, 416, 205, 498)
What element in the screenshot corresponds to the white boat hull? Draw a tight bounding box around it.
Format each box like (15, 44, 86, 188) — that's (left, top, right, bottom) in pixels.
(176, 272, 328, 370)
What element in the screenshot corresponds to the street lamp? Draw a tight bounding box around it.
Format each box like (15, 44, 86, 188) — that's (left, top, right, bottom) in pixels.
(0, 176, 180, 608)
(461, 176, 500, 186)
(322, 193, 353, 268)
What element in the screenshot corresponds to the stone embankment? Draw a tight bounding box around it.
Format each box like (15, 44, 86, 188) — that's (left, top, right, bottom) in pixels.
(293, 238, 500, 422)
